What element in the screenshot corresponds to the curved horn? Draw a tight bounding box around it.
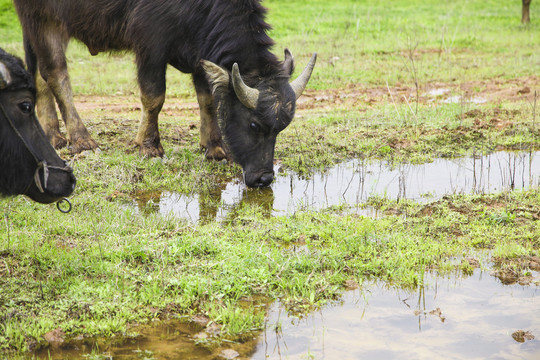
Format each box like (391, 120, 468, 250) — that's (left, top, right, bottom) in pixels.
(290, 53, 317, 99)
(0, 62, 12, 89)
(232, 63, 259, 110)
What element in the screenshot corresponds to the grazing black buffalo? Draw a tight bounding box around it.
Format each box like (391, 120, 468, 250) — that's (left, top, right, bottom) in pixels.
(522, 0, 532, 23)
(13, 0, 316, 188)
(0, 48, 76, 203)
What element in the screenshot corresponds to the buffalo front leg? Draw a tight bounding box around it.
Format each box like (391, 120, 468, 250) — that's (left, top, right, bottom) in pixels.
(522, 0, 532, 23)
(35, 30, 98, 154)
(35, 71, 67, 149)
(135, 59, 165, 157)
(193, 73, 227, 160)
(44, 68, 98, 154)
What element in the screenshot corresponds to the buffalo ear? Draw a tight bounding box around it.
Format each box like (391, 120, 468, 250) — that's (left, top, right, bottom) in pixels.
(283, 49, 295, 76)
(201, 60, 229, 96)
(0, 62, 12, 89)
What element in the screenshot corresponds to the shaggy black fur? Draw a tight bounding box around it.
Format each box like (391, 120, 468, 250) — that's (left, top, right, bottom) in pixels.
(14, 0, 284, 78)
(0, 48, 34, 94)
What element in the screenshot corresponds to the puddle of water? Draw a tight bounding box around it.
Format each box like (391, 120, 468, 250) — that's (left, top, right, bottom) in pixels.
(130, 151, 539, 222)
(252, 270, 540, 359)
(31, 270, 540, 359)
(33, 319, 243, 359)
(253, 270, 540, 360)
(427, 88, 450, 96)
(443, 95, 487, 104)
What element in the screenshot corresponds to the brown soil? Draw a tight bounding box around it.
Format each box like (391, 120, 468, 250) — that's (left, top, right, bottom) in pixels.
(512, 330, 535, 343)
(73, 76, 540, 115)
(66, 76, 540, 157)
(297, 76, 540, 110)
(76, 94, 200, 114)
(491, 255, 540, 285)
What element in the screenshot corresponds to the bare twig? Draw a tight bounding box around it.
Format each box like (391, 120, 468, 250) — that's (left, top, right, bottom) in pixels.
(534, 90, 537, 131)
(386, 80, 403, 124)
(406, 36, 420, 116)
(402, 95, 419, 136)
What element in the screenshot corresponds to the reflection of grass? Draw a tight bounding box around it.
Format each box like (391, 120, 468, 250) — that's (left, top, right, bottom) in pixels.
(0, 0, 539, 355)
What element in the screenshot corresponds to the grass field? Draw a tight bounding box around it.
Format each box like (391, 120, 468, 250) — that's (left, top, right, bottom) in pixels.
(0, 0, 539, 356)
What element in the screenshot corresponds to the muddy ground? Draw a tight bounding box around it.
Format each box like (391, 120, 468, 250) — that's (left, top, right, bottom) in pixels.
(75, 76, 540, 114)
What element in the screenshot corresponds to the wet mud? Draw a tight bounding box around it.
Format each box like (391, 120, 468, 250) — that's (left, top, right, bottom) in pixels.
(34, 319, 250, 359)
(300, 75, 540, 108)
(76, 76, 540, 114)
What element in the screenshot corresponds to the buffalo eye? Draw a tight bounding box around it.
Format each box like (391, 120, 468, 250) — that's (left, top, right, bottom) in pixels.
(18, 101, 33, 114)
(250, 122, 261, 133)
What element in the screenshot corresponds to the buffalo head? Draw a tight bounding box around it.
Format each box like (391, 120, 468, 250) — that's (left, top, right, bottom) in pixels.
(202, 50, 316, 188)
(0, 49, 76, 203)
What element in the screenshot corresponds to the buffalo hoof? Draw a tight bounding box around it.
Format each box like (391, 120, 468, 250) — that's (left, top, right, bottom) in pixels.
(139, 143, 164, 158)
(69, 136, 99, 154)
(50, 133, 68, 149)
(204, 145, 227, 161)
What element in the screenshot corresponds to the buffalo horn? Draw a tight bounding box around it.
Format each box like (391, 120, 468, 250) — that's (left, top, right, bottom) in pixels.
(290, 53, 317, 99)
(0, 62, 12, 89)
(232, 63, 259, 110)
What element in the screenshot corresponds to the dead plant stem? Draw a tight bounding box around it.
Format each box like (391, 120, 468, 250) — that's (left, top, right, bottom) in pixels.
(386, 80, 403, 125)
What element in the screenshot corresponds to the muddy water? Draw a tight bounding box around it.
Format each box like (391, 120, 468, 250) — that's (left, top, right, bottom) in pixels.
(132, 151, 539, 222)
(253, 270, 540, 360)
(33, 270, 539, 359)
(33, 321, 221, 359)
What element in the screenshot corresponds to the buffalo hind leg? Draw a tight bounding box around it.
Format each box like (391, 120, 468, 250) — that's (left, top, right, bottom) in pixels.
(193, 72, 227, 160)
(35, 71, 67, 149)
(35, 28, 97, 154)
(135, 58, 165, 157)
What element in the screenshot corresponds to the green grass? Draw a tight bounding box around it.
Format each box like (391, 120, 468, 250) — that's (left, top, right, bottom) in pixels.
(266, 0, 540, 88)
(1, 188, 538, 353)
(1, 0, 539, 356)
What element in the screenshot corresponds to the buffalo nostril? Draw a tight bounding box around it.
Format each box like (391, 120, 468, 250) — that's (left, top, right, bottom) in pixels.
(258, 173, 274, 187)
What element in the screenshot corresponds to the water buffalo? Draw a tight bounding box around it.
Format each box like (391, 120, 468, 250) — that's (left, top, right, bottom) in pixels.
(13, 0, 316, 188)
(0, 48, 76, 203)
(522, 0, 532, 23)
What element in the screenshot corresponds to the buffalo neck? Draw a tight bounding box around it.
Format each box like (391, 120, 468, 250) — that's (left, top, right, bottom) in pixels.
(176, 0, 283, 78)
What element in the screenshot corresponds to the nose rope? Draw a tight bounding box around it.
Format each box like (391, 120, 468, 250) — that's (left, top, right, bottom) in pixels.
(34, 161, 49, 193)
(32, 161, 74, 194)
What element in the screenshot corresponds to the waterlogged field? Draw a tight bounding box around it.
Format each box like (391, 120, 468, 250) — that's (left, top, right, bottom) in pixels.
(0, 0, 539, 359)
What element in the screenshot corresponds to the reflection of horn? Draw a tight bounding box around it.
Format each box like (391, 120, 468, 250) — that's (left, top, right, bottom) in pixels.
(0, 62, 12, 89)
(232, 63, 259, 109)
(290, 53, 317, 99)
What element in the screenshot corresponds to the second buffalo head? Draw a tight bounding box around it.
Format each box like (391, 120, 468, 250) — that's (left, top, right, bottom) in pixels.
(202, 50, 316, 188)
